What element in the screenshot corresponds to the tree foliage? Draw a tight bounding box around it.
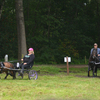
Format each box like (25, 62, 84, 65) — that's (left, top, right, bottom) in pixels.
(0, 0, 100, 63)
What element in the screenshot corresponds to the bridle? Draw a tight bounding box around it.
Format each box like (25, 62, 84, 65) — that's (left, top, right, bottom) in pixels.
(92, 49, 97, 59)
(0, 62, 4, 69)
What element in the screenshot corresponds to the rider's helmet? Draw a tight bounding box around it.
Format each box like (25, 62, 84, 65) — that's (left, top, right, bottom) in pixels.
(28, 48, 34, 51)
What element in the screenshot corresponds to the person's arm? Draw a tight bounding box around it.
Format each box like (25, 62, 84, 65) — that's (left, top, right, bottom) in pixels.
(27, 54, 35, 65)
(98, 48, 100, 56)
(21, 56, 25, 61)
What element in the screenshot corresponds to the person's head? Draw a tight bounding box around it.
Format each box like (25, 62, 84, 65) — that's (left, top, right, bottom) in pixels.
(94, 43, 98, 49)
(28, 48, 34, 54)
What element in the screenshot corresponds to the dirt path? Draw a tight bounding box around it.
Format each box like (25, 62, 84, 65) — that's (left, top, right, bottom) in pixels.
(56, 64, 88, 68)
(35, 64, 88, 68)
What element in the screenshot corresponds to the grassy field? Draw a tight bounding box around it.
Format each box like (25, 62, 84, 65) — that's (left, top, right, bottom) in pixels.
(0, 65, 100, 100)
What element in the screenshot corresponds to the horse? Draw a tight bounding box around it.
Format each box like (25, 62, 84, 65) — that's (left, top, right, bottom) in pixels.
(89, 48, 99, 62)
(88, 48, 100, 76)
(0, 62, 16, 79)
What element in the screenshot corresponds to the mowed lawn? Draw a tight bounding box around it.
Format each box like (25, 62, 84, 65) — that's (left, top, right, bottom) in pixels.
(0, 65, 100, 100)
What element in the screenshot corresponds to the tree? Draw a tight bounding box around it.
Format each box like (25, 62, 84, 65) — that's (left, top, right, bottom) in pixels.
(96, 0, 100, 45)
(0, 0, 100, 64)
(0, 0, 5, 19)
(15, 0, 27, 60)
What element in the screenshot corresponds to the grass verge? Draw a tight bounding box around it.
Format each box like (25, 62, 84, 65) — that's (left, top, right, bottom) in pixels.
(0, 65, 100, 100)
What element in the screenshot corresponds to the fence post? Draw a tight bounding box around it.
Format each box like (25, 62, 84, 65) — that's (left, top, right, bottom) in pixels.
(85, 56, 86, 64)
(66, 56, 69, 75)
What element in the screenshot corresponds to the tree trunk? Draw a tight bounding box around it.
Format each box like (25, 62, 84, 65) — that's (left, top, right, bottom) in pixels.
(0, 0, 5, 19)
(48, 0, 51, 47)
(96, 0, 100, 46)
(15, 0, 27, 60)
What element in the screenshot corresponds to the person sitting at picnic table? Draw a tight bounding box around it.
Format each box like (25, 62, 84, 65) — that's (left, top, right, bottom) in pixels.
(20, 48, 35, 75)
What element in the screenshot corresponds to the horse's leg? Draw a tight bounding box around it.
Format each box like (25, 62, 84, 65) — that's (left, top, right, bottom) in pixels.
(10, 71, 16, 79)
(5, 72, 8, 79)
(93, 65, 96, 77)
(13, 71, 16, 79)
(12, 71, 16, 79)
(95, 66, 97, 76)
(88, 64, 91, 77)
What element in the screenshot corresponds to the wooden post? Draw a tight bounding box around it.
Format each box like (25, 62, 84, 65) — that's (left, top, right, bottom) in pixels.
(66, 56, 69, 75)
(85, 56, 86, 64)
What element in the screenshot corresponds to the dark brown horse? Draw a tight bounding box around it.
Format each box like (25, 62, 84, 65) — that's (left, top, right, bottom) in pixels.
(88, 48, 100, 76)
(89, 48, 99, 62)
(0, 62, 16, 79)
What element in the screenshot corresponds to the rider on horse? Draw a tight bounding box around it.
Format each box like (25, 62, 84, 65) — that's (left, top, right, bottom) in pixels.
(90, 43, 100, 56)
(90, 43, 100, 62)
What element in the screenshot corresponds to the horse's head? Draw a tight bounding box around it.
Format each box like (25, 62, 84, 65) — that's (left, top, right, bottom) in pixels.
(92, 49, 97, 59)
(0, 63, 1, 69)
(0, 62, 4, 73)
(0, 62, 4, 69)
(89, 48, 99, 62)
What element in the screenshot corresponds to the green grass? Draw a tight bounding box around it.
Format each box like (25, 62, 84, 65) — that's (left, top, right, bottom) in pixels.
(0, 65, 100, 100)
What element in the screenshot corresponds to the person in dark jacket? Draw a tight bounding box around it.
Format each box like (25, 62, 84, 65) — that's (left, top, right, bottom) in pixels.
(20, 48, 35, 74)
